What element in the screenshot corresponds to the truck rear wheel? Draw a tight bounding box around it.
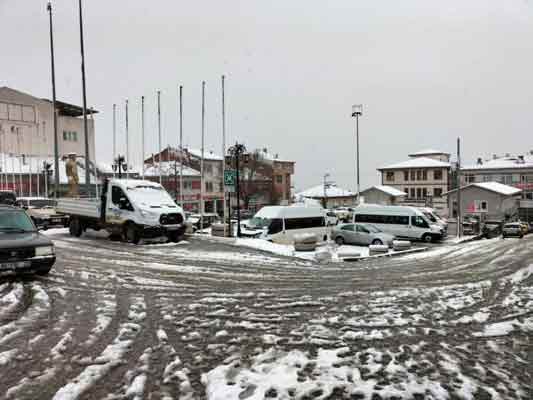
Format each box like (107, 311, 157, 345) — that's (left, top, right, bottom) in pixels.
(69, 218, 83, 237)
(124, 222, 141, 245)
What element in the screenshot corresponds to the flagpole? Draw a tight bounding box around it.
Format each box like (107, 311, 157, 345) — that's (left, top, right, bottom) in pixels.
(126, 99, 130, 180)
(141, 96, 145, 179)
(221, 75, 227, 236)
(179, 85, 184, 207)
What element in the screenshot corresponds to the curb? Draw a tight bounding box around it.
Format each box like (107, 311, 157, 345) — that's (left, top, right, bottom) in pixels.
(343, 247, 428, 262)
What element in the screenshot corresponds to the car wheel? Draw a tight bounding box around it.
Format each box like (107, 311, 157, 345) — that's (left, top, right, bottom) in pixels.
(69, 218, 83, 237)
(372, 239, 383, 246)
(168, 231, 183, 243)
(422, 233, 433, 243)
(124, 222, 141, 245)
(335, 236, 344, 246)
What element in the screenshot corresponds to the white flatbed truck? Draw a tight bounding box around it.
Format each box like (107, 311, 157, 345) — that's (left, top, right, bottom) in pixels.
(57, 179, 187, 244)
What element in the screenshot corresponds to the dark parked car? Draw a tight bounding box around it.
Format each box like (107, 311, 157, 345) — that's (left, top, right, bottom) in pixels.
(482, 220, 503, 239)
(0, 191, 16, 205)
(0, 205, 56, 276)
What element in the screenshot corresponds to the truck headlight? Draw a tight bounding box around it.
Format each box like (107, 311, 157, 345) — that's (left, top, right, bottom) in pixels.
(35, 246, 55, 256)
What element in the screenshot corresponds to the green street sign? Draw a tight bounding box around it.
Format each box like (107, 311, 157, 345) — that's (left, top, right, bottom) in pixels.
(224, 170, 236, 186)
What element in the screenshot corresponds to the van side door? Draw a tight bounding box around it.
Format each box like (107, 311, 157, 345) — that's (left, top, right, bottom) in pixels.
(107, 185, 134, 225)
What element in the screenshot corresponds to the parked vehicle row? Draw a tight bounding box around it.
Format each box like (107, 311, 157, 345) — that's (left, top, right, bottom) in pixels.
(332, 223, 394, 247)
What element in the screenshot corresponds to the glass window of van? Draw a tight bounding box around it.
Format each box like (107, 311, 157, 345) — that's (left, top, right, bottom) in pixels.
(411, 215, 429, 228)
(268, 219, 283, 234)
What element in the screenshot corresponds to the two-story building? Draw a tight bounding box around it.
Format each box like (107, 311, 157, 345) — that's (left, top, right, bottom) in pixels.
(378, 149, 452, 215)
(460, 152, 533, 222)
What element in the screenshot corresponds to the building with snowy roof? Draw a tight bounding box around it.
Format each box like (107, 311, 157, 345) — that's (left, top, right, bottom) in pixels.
(359, 185, 407, 206)
(378, 149, 452, 215)
(295, 184, 357, 208)
(460, 152, 533, 222)
(444, 182, 522, 221)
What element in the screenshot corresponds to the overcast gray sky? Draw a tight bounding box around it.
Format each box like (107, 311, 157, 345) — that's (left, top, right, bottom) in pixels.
(1, 0, 532, 191)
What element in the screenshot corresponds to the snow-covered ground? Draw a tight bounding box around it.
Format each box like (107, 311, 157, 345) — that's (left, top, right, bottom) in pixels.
(2, 228, 531, 399)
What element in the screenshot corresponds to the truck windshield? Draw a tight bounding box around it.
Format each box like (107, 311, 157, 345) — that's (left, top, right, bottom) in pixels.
(423, 212, 437, 223)
(29, 200, 57, 208)
(0, 210, 36, 232)
(127, 186, 176, 208)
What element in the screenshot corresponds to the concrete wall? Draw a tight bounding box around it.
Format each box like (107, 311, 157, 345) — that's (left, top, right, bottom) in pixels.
(447, 187, 520, 220)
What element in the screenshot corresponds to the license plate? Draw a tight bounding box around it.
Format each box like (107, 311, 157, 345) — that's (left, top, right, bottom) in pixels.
(165, 225, 180, 231)
(52, 219, 62, 224)
(0, 261, 30, 270)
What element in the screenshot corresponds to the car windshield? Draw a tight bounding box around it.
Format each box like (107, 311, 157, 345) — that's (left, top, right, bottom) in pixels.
(0, 210, 36, 232)
(127, 185, 176, 208)
(247, 217, 271, 229)
(423, 212, 437, 222)
(29, 199, 57, 208)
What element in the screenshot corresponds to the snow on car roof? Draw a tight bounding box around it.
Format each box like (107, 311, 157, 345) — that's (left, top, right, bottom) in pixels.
(379, 157, 451, 170)
(296, 184, 355, 199)
(254, 205, 324, 219)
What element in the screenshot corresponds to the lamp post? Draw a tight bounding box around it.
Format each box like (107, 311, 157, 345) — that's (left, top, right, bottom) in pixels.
(228, 142, 246, 237)
(43, 161, 52, 198)
(351, 104, 363, 204)
(47, 2, 60, 197)
(323, 173, 331, 209)
(112, 155, 127, 179)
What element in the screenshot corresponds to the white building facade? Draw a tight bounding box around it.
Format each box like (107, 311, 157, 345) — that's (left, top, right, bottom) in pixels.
(378, 149, 451, 215)
(0, 87, 97, 160)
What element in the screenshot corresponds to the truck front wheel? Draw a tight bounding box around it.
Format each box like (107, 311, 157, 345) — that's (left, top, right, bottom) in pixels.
(124, 222, 141, 245)
(69, 218, 83, 237)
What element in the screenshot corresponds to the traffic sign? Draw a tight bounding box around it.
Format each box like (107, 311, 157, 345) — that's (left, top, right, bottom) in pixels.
(224, 170, 236, 186)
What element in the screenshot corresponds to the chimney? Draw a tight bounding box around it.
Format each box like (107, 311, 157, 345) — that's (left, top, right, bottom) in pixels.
(518, 155, 525, 164)
(477, 157, 483, 165)
(493, 154, 498, 160)
(505, 153, 510, 158)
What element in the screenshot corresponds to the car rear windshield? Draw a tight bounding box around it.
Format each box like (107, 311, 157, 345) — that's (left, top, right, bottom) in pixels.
(0, 210, 36, 232)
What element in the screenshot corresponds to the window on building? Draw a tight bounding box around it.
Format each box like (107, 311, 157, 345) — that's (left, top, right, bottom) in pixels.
(386, 172, 394, 182)
(483, 175, 493, 182)
(276, 175, 283, 184)
(410, 170, 416, 181)
(481, 201, 488, 211)
(416, 170, 422, 181)
(416, 188, 422, 198)
(63, 131, 68, 141)
(410, 188, 415, 198)
(404, 188, 409, 196)
(404, 171, 409, 181)
(422, 188, 427, 198)
(434, 188, 443, 197)
(502, 175, 512, 185)
(422, 170, 427, 181)
(465, 174, 475, 183)
(434, 169, 443, 180)
(62, 131, 78, 142)
(205, 182, 214, 192)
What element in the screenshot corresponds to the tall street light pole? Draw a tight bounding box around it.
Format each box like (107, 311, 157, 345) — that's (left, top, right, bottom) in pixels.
(78, 0, 90, 187)
(112, 103, 116, 178)
(221, 75, 227, 235)
(141, 96, 145, 179)
(47, 2, 60, 198)
(200, 81, 205, 232)
(351, 104, 363, 204)
(228, 142, 246, 237)
(157, 90, 162, 184)
(179, 85, 184, 207)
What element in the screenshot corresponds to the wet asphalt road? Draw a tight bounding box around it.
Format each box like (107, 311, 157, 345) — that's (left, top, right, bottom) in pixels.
(0, 230, 532, 400)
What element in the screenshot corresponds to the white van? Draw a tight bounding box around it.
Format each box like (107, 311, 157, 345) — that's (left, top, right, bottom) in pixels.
(352, 205, 444, 242)
(246, 206, 328, 244)
(419, 207, 448, 234)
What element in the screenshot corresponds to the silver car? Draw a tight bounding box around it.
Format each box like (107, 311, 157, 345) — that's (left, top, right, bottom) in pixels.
(502, 223, 524, 238)
(332, 223, 395, 246)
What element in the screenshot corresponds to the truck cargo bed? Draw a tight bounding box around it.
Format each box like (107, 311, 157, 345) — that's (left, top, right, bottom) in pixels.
(56, 198, 101, 220)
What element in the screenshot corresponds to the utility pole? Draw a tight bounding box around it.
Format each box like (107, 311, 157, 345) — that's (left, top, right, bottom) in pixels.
(112, 103, 116, 178)
(141, 96, 145, 179)
(179, 85, 184, 207)
(229, 143, 246, 237)
(78, 0, 90, 187)
(222, 75, 227, 235)
(157, 90, 162, 184)
(457, 138, 462, 238)
(47, 2, 60, 198)
(200, 81, 205, 232)
(125, 99, 130, 180)
(323, 173, 330, 209)
(351, 104, 363, 204)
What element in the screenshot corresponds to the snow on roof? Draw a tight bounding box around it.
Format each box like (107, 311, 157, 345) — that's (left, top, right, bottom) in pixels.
(379, 157, 451, 170)
(365, 185, 407, 197)
(296, 184, 355, 199)
(445, 181, 522, 196)
(144, 161, 200, 177)
(408, 149, 450, 157)
(462, 155, 533, 171)
(256, 149, 293, 163)
(186, 148, 224, 161)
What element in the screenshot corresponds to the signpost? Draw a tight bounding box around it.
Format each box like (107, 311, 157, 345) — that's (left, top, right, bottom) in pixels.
(224, 170, 236, 193)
